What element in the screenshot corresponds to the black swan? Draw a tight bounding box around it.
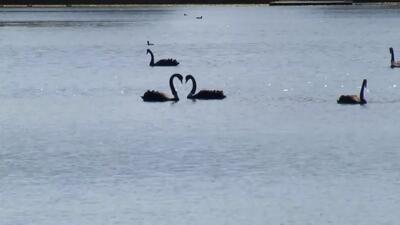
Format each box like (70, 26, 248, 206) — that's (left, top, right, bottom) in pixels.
(337, 79, 367, 105)
(185, 74, 226, 100)
(147, 41, 154, 46)
(146, 49, 179, 67)
(196, 16, 203, 19)
(390, 47, 400, 68)
(142, 73, 183, 102)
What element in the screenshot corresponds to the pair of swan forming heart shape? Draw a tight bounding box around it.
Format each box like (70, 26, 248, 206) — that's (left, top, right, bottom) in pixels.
(141, 74, 226, 102)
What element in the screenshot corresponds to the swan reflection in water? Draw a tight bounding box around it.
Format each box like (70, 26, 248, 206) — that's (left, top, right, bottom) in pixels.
(142, 73, 183, 102)
(146, 49, 179, 67)
(185, 74, 226, 100)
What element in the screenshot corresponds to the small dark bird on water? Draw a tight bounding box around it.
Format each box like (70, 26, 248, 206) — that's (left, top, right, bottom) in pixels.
(185, 74, 226, 100)
(196, 16, 203, 19)
(147, 41, 154, 46)
(337, 79, 367, 105)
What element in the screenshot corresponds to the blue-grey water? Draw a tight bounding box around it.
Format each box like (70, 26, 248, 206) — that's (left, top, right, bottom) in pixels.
(1, 4, 400, 225)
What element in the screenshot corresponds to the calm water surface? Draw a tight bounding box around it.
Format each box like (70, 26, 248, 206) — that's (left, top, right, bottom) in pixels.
(1, 5, 400, 225)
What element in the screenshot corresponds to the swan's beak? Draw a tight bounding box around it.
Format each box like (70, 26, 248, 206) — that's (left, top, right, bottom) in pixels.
(173, 73, 183, 83)
(184, 74, 192, 83)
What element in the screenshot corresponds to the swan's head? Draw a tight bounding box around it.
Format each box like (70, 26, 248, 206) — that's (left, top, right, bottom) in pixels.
(185, 74, 194, 83)
(146, 49, 151, 54)
(172, 73, 183, 83)
(362, 79, 367, 88)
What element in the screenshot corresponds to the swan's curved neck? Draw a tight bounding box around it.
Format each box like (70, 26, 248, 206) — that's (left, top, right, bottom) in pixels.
(187, 76, 197, 98)
(148, 50, 155, 66)
(360, 81, 366, 102)
(170, 75, 179, 101)
(390, 48, 395, 62)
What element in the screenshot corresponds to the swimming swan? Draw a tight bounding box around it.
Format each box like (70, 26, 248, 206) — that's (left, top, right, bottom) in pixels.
(337, 79, 367, 105)
(147, 41, 154, 46)
(390, 47, 400, 68)
(185, 74, 226, 100)
(146, 49, 179, 67)
(142, 73, 183, 102)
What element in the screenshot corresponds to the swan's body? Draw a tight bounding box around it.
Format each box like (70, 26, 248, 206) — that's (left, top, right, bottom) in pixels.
(142, 73, 183, 102)
(147, 41, 154, 46)
(337, 79, 367, 105)
(146, 49, 179, 67)
(185, 75, 226, 100)
(390, 47, 400, 68)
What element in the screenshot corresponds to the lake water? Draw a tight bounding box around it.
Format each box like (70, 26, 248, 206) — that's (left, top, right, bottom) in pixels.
(1, 4, 400, 225)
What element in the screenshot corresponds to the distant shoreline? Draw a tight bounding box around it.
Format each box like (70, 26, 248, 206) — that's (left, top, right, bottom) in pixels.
(1, 0, 400, 7)
(0, 0, 270, 6)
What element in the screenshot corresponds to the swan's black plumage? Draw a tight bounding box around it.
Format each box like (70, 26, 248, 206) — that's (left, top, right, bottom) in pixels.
(337, 79, 367, 105)
(390, 47, 400, 68)
(146, 49, 179, 67)
(142, 74, 183, 102)
(141, 90, 170, 102)
(190, 90, 225, 99)
(185, 74, 226, 100)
